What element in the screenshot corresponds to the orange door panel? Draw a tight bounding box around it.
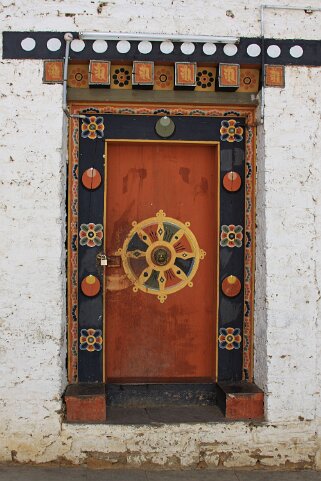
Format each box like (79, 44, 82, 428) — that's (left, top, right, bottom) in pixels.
(105, 141, 219, 382)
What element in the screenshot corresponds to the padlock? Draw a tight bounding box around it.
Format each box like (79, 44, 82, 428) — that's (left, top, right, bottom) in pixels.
(100, 255, 108, 266)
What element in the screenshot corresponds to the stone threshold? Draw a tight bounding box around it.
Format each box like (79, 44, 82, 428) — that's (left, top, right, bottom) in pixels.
(64, 382, 264, 423)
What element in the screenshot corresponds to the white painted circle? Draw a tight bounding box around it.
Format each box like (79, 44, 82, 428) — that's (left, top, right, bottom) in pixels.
(181, 42, 195, 55)
(92, 40, 108, 53)
(267, 44, 281, 58)
(223, 44, 238, 56)
(247, 43, 261, 57)
(138, 41, 152, 54)
(290, 45, 303, 58)
(21, 37, 36, 52)
(160, 41, 174, 54)
(117, 40, 131, 53)
(203, 43, 216, 55)
(47, 38, 61, 52)
(70, 39, 85, 52)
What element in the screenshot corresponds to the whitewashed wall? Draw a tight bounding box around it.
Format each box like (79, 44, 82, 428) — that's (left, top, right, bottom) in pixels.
(0, 0, 321, 468)
(256, 68, 321, 424)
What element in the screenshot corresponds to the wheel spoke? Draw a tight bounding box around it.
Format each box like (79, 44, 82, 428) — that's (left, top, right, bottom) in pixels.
(156, 222, 165, 241)
(173, 268, 188, 281)
(138, 229, 152, 246)
(175, 251, 195, 260)
(158, 272, 167, 291)
(126, 250, 146, 259)
(169, 228, 184, 244)
(138, 266, 153, 285)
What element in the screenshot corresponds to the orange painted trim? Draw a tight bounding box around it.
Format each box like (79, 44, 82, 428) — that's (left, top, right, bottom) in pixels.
(67, 114, 72, 382)
(103, 142, 108, 383)
(69, 102, 255, 123)
(67, 115, 80, 383)
(249, 126, 257, 382)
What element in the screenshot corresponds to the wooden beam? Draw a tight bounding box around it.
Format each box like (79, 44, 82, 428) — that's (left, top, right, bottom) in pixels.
(67, 88, 258, 105)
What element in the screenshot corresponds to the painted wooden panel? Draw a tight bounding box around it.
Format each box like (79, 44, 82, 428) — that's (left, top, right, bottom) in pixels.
(105, 142, 219, 382)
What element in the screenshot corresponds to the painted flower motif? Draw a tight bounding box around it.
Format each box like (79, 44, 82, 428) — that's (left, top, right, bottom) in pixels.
(219, 327, 242, 350)
(196, 69, 215, 89)
(79, 223, 103, 247)
(112, 67, 131, 87)
(240, 70, 257, 91)
(80, 328, 103, 352)
(81, 116, 104, 140)
(68, 65, 89, 88)
(220, 119, 243, 143)
(220, 225, 243, 248)
(155, 67, 173, 89)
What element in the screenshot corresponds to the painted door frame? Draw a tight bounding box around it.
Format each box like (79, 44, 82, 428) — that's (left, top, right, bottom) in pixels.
(67, 102, 256, 386)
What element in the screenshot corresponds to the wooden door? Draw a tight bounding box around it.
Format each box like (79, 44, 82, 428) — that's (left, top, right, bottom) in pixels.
(105, 141, 219, 382)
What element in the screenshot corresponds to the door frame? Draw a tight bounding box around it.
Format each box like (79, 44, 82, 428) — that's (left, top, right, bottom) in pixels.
(103, 139, 220, 383)
(67, 101, 256, 385)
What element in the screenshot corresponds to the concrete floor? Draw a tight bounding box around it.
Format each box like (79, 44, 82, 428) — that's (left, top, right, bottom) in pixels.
(0, 467, 321, 481)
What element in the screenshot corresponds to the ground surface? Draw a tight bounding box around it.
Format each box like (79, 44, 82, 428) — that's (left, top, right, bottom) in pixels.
(0, 467, 321, 480)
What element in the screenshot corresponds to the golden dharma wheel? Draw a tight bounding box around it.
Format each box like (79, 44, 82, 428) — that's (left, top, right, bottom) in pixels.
(119, 210, 206, 303)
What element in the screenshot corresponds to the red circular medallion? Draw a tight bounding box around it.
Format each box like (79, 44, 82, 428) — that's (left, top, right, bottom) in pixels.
(223, 171, 242, 192)
(221, 275, 241, 297)
(81, 275, 101, 297)
(81, 168, 102, 190)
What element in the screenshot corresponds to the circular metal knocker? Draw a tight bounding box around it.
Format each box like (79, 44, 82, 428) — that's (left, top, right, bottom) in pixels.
(118, 210, 206, 303)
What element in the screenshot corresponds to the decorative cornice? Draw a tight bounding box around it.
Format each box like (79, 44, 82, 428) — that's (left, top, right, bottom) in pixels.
(3, 31, 321, 66)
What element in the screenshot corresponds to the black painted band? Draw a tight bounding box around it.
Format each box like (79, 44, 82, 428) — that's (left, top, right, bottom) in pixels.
(3, 31, 321, 66)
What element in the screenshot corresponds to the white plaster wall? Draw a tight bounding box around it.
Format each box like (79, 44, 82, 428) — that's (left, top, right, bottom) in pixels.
(2, 0, 321, 39)
(260, 67, 321, 424)
(0, 0, 321, 469)
(0, 58, 67, 461)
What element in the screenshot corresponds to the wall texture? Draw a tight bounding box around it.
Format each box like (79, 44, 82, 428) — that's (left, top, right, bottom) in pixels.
(1, 0, 321, 469)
